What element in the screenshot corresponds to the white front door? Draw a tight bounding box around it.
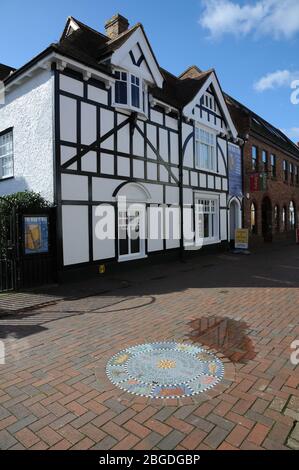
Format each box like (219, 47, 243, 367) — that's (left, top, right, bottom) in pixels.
(118, 204, 146, 261)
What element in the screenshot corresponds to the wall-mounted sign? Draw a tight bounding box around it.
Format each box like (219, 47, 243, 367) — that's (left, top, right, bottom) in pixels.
(235, 228, 249, 250)
(228, 144, 243, 197)
(24, 216, 49, 255)
(99, 264, 106, 274)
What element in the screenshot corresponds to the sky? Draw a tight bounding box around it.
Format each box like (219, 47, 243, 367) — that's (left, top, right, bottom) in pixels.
(1, 0, 298, 142)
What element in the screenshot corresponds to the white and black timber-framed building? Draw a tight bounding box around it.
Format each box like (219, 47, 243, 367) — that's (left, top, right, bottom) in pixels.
(0, 13, 244, 280)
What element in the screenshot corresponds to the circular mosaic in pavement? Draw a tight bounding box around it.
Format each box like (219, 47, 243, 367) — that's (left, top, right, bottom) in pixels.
(106, 342, 224, 399)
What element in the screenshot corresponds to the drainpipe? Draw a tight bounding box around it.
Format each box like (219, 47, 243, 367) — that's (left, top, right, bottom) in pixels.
(178, 110, 185, 262)
(240, 136, 247, 229)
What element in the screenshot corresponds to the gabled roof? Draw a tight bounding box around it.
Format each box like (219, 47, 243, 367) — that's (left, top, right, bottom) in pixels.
(0, 63, 16, 81)
(151, 68, 212, 109)
(226, 93, 299, 157)
(58, 17, 109, 71)
(6, 13, 295, 149)
(178, 69, 213, 107)
(59, 18, 163, 87)
(97, 23, 141, 60)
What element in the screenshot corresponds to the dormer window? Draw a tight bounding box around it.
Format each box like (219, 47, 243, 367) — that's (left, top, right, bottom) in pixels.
(131, 75, 140, 108)
(115, 71, 128, 105)
(114, 69, 147, 114)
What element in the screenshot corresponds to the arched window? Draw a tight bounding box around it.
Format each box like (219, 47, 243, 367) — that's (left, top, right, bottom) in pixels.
(289, 201, 295, 229)
(274, 205, 280, 232)
(282, 206, 287, 231)
(250, 202, 257, 234)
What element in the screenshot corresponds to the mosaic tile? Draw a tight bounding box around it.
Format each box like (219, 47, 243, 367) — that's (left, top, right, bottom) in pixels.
(106, 342, 224, 399)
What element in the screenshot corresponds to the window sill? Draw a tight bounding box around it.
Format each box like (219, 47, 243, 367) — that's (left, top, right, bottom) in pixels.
(0, 175, 14, 182)
(118, 253, 148, 263)
(195, 166, 218, 174)
(193, 238, 221, 247)
(113, 103, 147, 118)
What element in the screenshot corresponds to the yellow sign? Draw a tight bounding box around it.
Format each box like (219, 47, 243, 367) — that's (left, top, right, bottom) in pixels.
(235, 228, 249, 249)
(99, 264, 106, 274)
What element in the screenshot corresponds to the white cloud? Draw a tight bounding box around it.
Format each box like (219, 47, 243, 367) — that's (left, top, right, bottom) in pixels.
(199, 0, 299, 40)
(254, 70, 299, 91)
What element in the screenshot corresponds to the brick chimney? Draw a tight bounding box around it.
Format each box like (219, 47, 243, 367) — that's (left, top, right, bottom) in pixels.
(105, 14, 129, 40)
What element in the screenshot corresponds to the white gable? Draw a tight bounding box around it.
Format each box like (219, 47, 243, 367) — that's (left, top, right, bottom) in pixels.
(183, 72, 238, 139)
(110, 27, 164, 88)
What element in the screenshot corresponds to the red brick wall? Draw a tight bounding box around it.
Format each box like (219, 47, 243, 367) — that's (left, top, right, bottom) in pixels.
(243, 135, 299, 243)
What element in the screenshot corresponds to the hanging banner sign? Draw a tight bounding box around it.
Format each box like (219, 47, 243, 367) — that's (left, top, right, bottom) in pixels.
(228, 144, 243, 197)
(259, 172, 267, 191)
(235, 228, 249, 250)
(250, 174, 259, 192)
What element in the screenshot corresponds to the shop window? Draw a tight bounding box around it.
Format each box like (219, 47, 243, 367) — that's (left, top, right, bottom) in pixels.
(195, 197, 219, 244)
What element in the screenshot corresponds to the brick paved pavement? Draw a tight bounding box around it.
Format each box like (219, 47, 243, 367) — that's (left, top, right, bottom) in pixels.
(0, 244, 298, 450)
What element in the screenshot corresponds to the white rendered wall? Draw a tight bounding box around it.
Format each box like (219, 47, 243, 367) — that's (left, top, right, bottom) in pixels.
(62, 205, 89, 265)
(0, 69, 54, 202)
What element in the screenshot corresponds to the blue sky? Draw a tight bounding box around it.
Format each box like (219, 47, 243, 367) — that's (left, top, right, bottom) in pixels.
(1, 0, 298, 141)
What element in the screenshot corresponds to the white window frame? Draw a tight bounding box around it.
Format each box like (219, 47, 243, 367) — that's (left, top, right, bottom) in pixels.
(204, 93, 214, 111)
(113, 69, 147, 115)
(194, 193, 220, 245)
(0, 128, 14, 180)
(195, 126, 217, 172)
(114, 70, 128, 106)
(118, 202, 147, 262)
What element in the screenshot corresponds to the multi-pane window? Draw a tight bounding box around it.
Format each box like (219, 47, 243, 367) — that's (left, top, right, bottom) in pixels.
(195, 128, 216, 171)
(270, 154, 276, 177)
(142, 81, 147, 113)
(252, 146, 258, 172)
(118, 208, 143, 258)
(290, 163, 294, 184)
(131, 75, 140, 109)
(283, 160, 288, 181)
(114, 70, 145, 113)
(195, 198, 218, 242)
(0, 129, 13, 180)
(203, 93, 215, 111)
(114, 71, 128, 105)
(250, 202, 257, 234)
(296, 166, 299, 185)
(262, 150, 268, 172)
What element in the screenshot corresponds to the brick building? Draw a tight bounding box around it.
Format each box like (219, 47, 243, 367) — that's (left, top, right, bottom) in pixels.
(226, 94, 299, 245)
